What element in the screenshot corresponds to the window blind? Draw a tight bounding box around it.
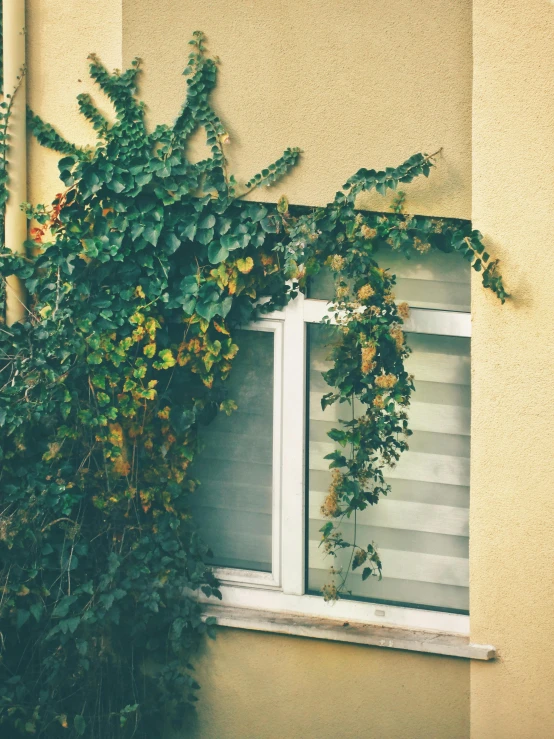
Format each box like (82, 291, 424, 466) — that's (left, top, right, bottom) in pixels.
(309, 248, 470, 312)
(192, 329, 274, 572)
(307, 322, 470, 612)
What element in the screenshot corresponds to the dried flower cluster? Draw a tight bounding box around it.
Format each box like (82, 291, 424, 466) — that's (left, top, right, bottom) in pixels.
(375, 373, 398, 389)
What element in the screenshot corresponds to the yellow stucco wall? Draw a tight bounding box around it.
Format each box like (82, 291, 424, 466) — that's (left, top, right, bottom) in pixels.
(470, 1, 554, 737)
(121, 4, 473, 736)
(24, 2, 554, 738)
(180, 628, 469, 739)
(122, 0, 472, 218)
(24, 2, 473, 738)
(26, 0, 123, 206)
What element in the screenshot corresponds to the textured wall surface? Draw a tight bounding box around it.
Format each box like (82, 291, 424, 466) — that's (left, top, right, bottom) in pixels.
(27, 2, 554, 738)
(122, 0, 472, 217)
(470, 1, 554, 737)
(26, 0, 123, 206)
(119, 5, 473, 737)
(177, 628, 469, 739)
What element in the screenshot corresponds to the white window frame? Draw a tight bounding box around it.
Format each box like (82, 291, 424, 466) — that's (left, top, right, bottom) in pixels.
(212, 318, 283, 590)
(205, 295, 472, 638)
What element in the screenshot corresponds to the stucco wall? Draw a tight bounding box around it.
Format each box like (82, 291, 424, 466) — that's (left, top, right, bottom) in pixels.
(23, 2, 472, 738)
(26, 0, 123, 206)
(122, 0, 472, 218)
(29, 2, 554, 738)
(179, 628, 469, 739)
(120, 4, 473, 737)
(470, 1, 554, 737)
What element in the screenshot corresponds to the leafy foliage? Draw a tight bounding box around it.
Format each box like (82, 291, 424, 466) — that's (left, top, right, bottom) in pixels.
(0, 31, 506, 736)
(0, 33, 297, 738)
(278, 178, 506, 595)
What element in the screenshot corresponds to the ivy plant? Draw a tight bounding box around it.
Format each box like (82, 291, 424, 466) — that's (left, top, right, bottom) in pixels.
(0, 31, 506, 737)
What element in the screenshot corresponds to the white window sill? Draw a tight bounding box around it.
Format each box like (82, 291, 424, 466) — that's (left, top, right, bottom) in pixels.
(200, 582, 470, 636)
(202, 603, 495, 660)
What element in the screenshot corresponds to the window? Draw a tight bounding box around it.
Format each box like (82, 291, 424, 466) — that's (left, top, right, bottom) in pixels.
(195, 247, 471, 633)
(194, 327, 279, 575)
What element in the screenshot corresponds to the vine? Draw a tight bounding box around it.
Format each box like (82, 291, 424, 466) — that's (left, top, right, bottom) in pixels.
(0, 32, 506, 737)
(281, 161, 505, 596)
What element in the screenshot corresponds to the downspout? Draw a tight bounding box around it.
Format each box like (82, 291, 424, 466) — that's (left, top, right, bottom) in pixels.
(3, 0, 26, 325)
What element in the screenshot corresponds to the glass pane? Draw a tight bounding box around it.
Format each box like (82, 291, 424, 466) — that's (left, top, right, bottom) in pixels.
(307, 323, 470, 611)
(309, 248, 470, 312)
(193, 329, 274, 572)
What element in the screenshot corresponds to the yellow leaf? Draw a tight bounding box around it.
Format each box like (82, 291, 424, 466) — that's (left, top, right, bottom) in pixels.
(39, 305, 52, 319)
(223, 343, 239, 361)
(58, 715, 68, 729)
(130, 311, 145, 325)
(213, 320, 229, 335)
(236, 257, 254, 274)
(220, 399, 238, 416)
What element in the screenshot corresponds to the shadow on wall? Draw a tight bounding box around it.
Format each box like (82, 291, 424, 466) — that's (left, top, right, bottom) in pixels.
(168, 627, 470, 739)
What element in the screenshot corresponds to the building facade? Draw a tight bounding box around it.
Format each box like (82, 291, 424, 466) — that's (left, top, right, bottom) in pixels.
(9, 1, 554, 736)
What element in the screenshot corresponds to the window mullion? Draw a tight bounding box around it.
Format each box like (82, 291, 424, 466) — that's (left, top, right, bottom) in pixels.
(280, 293, 306, 595)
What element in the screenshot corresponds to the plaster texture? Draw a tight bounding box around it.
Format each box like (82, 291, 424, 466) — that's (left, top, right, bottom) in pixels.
(26, 0, 123, 207)
(181, 627, 469, 739)
(470, 0, 554, 736)
(22, 1, 554, 738)
(122, 0, 472, 218)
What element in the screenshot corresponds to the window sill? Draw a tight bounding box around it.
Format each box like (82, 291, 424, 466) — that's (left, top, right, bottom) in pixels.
(202, 604, 495, 660)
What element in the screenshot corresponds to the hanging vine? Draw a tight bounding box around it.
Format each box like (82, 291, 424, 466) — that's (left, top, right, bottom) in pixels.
(0, 32, 506, 737)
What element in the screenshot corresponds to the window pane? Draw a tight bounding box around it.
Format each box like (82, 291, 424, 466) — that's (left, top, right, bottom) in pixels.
(307, 323, 470, 611)
(309, 249, 470, 312)
(193, 329, 274, 572)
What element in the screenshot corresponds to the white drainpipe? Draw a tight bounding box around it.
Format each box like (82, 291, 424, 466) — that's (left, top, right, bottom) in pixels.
(3, 0, 27, 325)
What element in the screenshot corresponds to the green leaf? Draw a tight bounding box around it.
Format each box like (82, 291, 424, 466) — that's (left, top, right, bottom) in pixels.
(30, 602, 44, 622)
(131, 222, 145, 241)
(16, 609, 30, 629)
(52, 595, 78, 619)
(195, 300, 219, 321)
(260, 217, 278, 233)
(74, 715, 86, 736)
(250, 204, 268, 222)
(198, 214, 215, 229)
(218, 296, 233, 318)
(164, 231, 181, 254)
(87, 352, 103, 365)
(182, 222, 197, 241)
(180, 275, 199, 295)
(135, 171, 152, 186)
(143, 222, 162, 247)
(221, 232, 250, 250)
(196, 227, 214, 245)
(82, 238, 98, 258)
(208, 241, 229, 264)
(218, 217, 232, 234)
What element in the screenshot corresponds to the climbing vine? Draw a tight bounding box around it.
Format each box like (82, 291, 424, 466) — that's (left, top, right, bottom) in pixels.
(0, 32, 506, 737)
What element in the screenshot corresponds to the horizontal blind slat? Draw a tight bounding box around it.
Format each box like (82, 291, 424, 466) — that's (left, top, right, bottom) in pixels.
(192, 329, 274, 573)
(309, 541, 469, 587)
(308, 494, 469, 536)
(307, 323, 470, 611)
(309, 441, 470, 486)
(308, 249, 470, 312)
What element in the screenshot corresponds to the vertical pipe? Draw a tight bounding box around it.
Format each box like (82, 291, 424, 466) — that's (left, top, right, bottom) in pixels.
(3, 0, 26, 325)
